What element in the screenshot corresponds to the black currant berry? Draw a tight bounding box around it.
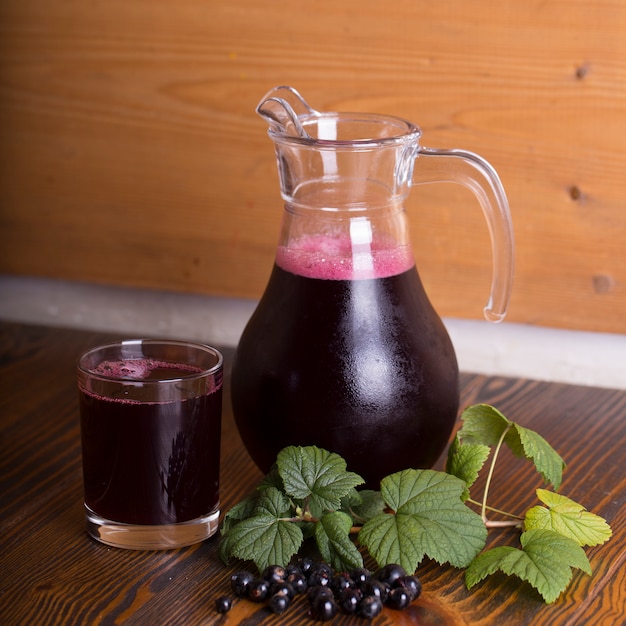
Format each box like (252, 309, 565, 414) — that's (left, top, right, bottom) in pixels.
(359, 595, 383, 619)
(247, 579, 270, 602)
(377, 563, 407, 586)
(394, 574, 422, 601)
(286, 563, 303, 577)
(307, 562, 333, 586)
(364, 579, 390, 603)
(268, 593, 291, 614)
(307, 585, 334, 603)
(350, 567, 371, 587)
(297, 557, 315, 577)
(214, 596, 232, 614)
(286, 571, 308, 594)
(338, 587, 362, 614)
(386, 586, 411, 610)
(331, 572, 355, 594)
(262, 564, 286, 585)
(230, 570, 255, 597)
(270, 581, 295, 600)
(309, 596, 338, 621)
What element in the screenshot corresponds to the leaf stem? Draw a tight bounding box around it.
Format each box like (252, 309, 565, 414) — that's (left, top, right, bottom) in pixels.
(467, 498, 524, 521)
(484, 519, 523, 529)
(481, 425, 511, 523)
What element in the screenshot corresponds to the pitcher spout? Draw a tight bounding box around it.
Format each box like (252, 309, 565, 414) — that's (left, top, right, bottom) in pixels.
(256, 86, 318, 138)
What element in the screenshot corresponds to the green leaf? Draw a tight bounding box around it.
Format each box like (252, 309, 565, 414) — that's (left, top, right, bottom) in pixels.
(380, 468, 467, 512)
(218, 531, 234, 565)
(315, 511, 363, 571)
(277, 446, 364, 513)
(223, 513, 304, 571)
(347, 489, 386, 523)
(220, 486, 302, 570)
(220, 492, 262, 535)
(459, 404, 566, 490)
(525, 489, 613, 547)
(506, 425, 566, 490)
(255, 486, 293, 517)
(361, 469, 487, 569)
(359, 513, 425, 574)
(445, 434, 491, 496)
(466, 529, 592, 603)
(458, 404, 511, 446)
(257, 466, 285, 492)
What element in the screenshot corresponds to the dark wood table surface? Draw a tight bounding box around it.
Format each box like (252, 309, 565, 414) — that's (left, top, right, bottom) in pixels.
(0, 321, 624, 625)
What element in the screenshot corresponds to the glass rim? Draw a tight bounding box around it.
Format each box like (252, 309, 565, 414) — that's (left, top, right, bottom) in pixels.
(77, 338, 223, 385)
(268, 111, 422, 149)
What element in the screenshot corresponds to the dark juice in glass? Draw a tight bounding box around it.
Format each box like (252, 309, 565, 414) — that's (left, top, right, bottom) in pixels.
(80, 359, 222, 526)
(231, 242, 459, 488)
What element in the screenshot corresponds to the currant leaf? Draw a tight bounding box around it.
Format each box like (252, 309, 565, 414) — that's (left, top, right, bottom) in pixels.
(220, 486, 302, 570)
(277, 446, 364, 512)
(458, 404, 566, 490)
(359, 513, 425, 574)
(466, 528, 591, 603)
(220, 492, 262, 535)
(363, 469, 487, 568)
(445, 434, 491, 496)
(457, 404, 510, 446)
(315, 511, 364, 571)
(525, 489, 613, 546)
(381, 468, 468, 512)
(347, 489, 386, 523)
(506, 424, 566, 490)
(255, 485, 292, 516)
(223, 513, 304, 571)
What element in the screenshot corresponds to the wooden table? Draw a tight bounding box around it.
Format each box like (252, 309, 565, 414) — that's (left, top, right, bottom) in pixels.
(1, 321, 624, 625)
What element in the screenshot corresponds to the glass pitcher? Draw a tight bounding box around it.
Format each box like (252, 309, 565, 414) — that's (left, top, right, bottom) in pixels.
(231, 86, 514, 487)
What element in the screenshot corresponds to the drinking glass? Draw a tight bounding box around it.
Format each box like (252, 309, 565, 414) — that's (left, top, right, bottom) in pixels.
(77, 339, 223, 549)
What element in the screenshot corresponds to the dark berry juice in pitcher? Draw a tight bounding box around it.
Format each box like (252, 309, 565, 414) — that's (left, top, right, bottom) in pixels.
(235, 86, 514, 487)
(231, 241, 459, 487)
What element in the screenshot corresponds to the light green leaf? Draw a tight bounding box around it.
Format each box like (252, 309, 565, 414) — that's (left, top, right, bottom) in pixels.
(445, 434, 491, 496)
(315, 511, 363, 572)
(466, 529, 591, 603)
(457, 404, 511, 446)
(506, 425, 566, 490)
(277, 446, 364, 513)
(359, 513, 424, 574)
(372, 469, 487, 568)
(526, 489, 612, 547)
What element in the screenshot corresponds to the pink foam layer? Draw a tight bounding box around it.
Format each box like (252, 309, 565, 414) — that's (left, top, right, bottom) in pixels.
(276, 236, 413, 280)
(92, 359, 198, 381)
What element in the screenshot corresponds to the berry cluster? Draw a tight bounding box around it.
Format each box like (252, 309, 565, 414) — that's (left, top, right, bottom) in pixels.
(215, 559, 422, 621)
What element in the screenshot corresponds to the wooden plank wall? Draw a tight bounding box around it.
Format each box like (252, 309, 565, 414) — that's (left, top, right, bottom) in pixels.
(1, 1, 625, 334)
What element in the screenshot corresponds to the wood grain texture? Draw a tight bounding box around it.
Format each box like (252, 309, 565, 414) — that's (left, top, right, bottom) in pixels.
(0, 322, 624, 625)
(1, 1, 625, 333)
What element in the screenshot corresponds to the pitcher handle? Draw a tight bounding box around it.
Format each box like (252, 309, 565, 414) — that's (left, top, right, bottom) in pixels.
(413, 147, 515, 322)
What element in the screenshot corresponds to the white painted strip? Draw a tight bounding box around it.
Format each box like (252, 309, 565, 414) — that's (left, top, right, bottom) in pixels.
(1, 275, 625, 390)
